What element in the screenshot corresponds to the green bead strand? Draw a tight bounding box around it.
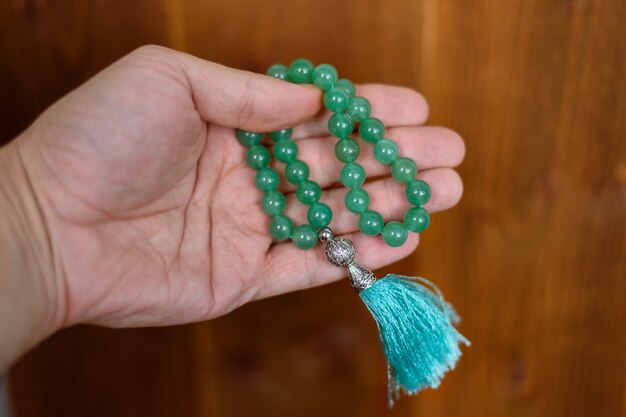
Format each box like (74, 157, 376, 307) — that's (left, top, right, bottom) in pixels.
(285, 159, 310, 184)
(335, 79, 356, 98)
(269, 215, 293, 240)
(382, 221, 408, 247)
(288, 58, 314, 84)
(262, 190, 286, 216)
(345, 188, 370, 213)
(334, 138, 360, 163)
(347, 97, 371, 122)
(359, 117, 385, 143)
(269, 128, 293, 142)
(308, 202, 333, 228)
(266, 64, 289, 80)
(340, 163, 366, 188)
(328, 112, 354, 139)
(296, 180, 321, 205)
(312, 64, 338, 90)
(405, 179, 431, 206)
(324, 87, 350, 113)
(236, 60, 435, 249)
(274, 139, 298, 163)
(236, 129, 263, 147)
(391, 157, 417, 184)
(359, 210, 384, 236)
(255, 167, 280, 192)
(373, 139, 399, 165)
(246, 145, 271, 170)
(404, 206, 430, 233)
(292, 224, 318, 250)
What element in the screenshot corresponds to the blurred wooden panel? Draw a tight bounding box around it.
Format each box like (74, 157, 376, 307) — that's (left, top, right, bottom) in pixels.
(417, 1, 626, 416)
(1, 0, 625, 416)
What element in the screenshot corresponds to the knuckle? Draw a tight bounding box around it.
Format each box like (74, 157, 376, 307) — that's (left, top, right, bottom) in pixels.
(236, 76, 255, 127)
(129, 44, 173, 60)
(123, 45, 183, 81)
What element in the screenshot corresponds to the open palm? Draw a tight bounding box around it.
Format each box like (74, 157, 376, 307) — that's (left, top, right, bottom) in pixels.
(19, 46, 464, 330)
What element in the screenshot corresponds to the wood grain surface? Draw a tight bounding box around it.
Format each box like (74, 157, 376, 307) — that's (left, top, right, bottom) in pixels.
(1, 0, 625, 416)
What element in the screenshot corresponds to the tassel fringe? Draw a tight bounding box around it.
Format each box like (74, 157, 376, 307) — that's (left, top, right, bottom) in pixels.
(359, 274, 469, 407)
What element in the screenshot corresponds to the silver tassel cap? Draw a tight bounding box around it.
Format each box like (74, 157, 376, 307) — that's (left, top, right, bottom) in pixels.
(319, 227, 376, 293)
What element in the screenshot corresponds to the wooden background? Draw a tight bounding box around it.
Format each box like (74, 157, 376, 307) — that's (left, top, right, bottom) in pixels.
(1, 0, 625, 416)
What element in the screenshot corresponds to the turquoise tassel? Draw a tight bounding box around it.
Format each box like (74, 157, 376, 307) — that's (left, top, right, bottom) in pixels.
(359, 274, 469, 406)
(319, 229, 469, 407)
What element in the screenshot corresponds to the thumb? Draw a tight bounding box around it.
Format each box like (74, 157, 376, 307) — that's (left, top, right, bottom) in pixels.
(168, 48, 323, 132)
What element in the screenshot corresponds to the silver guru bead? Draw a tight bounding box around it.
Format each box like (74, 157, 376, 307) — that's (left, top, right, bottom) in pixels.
(324, 237, 356, 267)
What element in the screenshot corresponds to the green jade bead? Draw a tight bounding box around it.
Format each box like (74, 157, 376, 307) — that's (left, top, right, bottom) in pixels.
(269, 215, 293, 240)
(262, 190, 286, 216)
(391, 157, 417, 184)
(324, 87, 350, 113)
(334, 138, 360, 163)
(236, 129, 263, 147)
(373, 139, 399, 165)
(266, 64, 289, 80)
(359, 210, 384, 236)
(345, 188, 370, 213)
(307, 202, 333, 228)
(274, 139, 298, 163)
(288, 58, 314, 84)
(405, 179, 431, 206)
(328, 113, 354, 139)
(296, 180, 321, 205)
(246, 145, 270, 170)
(312, 64, 338, 90)
(359, 117, 385, 143)
(255, 167, 280, 192)
(404, 206, 430, 233)
(382, 221, 408, 247)
(335, 79, 356, 98)
(347, 97, 371, 122)
(269, 128, 293, 142)
(292, 224, 318, 250)
(285, 160, 310, 184)
(340, 163, 366, 188)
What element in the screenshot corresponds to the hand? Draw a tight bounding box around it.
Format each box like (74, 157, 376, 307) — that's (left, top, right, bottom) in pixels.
(0, 46, 464, 367)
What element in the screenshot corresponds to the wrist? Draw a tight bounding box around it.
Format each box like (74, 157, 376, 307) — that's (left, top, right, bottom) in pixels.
(0, 135, 67, 371)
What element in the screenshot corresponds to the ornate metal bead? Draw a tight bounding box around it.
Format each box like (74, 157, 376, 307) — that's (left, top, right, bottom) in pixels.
(324, 237, 355, 267)
(320, 227, 377, 293)
(348, 264, 376, 293)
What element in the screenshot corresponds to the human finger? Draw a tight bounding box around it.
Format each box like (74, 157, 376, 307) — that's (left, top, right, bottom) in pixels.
(256, 230, 419, 300)
(291, 84, 429, 140)
(281, 167, 463, 236)
(274, 126, 465, 192)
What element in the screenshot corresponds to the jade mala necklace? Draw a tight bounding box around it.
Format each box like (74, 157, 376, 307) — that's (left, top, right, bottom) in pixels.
(236, 59, 468, 407)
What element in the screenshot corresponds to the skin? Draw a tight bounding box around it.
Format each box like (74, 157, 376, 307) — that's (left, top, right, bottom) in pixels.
(0, 45, 465, 371)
